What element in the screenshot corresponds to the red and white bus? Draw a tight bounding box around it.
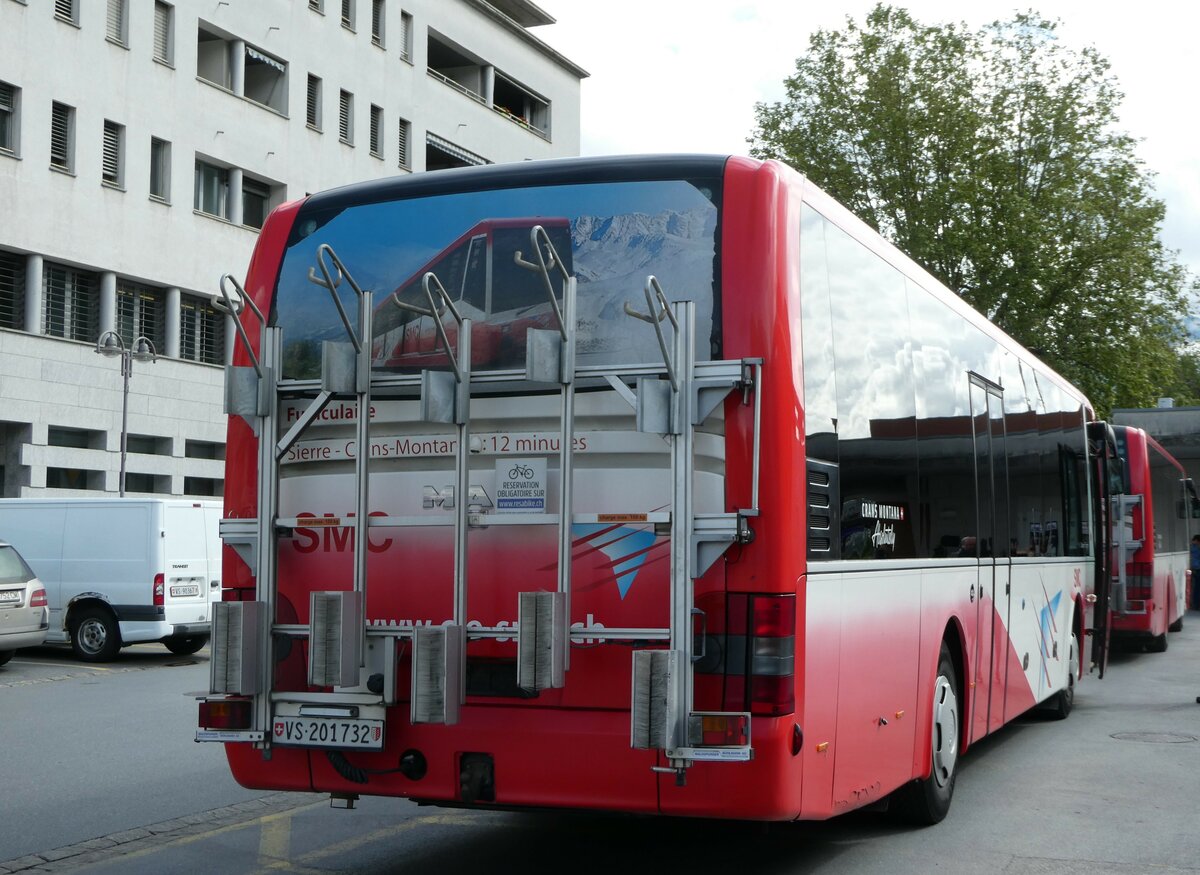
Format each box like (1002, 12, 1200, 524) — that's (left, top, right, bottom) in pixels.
(1109, 425, 1190, 651)
(199, 155, 1113, 825)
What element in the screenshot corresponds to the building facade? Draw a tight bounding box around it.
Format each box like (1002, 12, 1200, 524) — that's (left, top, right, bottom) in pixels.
(0, 0, 584, 498)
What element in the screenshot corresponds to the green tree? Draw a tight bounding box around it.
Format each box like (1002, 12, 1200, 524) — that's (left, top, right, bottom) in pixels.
(751, 4, 1195, 416)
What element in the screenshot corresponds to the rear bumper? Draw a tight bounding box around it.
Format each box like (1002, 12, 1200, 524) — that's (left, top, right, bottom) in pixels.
(0, 628, 49, 651)
(170, 623, 210, 637)
(225, 706, 802, 820)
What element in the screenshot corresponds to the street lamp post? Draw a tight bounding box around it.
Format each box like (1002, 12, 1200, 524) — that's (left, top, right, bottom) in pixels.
(95, 330, 157, 497)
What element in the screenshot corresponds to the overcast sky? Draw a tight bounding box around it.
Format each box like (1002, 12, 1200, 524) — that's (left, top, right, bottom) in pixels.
(538, 1, 1200, 280)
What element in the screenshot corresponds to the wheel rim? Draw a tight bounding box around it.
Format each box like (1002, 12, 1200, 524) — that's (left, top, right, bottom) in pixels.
(932, 673, 959, 788)
(79, 618, 108, 654)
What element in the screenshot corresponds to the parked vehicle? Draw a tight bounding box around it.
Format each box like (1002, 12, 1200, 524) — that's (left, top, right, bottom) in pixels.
(1108, 426, 1192, 651)
(0, 540, 49, 665)
(198, 155, 1114, 826)
(0, 499, 221, 661)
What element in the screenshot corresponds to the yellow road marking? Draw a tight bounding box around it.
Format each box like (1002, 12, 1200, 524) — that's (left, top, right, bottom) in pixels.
(257, 815, 292, 868)
(13, 659, 112, 671)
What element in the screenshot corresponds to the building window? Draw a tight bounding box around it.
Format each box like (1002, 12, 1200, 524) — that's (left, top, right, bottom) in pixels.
(50, 101, 74, 173)
(0, 80, 18, 156)
(184, 477, 222, 497)
(244, 45, 288, 114)
(0, 250, 24, 330)
(341, 0, 355, 30)
(150, 137, 170, 202)
(48, 427, 104, 450)
(399, 11, 412, 62)
(102, 120, 125, 188)
(397, 117, 410, 169)
(371, 0, 384, 46)
(47, 468, 102, 490)
(185, 440, 224, 460)
(54, 0, 77, 26)
(180, 294, 225, 365)
(123, 473, 169, 494)
(194, 159, 229, 219)
(369, 104, 383, 157)
(116, 280, 164, 353)
(153, 2, 174, 65)
(339, 90, 353, 144)
(241, 177, 272, 229)
(106, 0, 128, 45)
(43, 263, 96, 341)
(197, 24, 233, 90)
(126, 434, 171, 456)
(306, 74, 322, 130)
(308, 0, 323, 11)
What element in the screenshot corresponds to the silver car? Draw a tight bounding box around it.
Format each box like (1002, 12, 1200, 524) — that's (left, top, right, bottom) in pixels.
(0, 540, 48, 665)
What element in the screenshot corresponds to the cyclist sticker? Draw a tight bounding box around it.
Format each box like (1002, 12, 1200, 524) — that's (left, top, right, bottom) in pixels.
(495, 458, 547, 513)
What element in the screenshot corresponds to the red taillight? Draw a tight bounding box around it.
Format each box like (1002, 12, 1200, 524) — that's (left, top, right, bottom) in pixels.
(722, 593, 796, 717)
(198, 698, 252, 730)
(1125, 562, 1152, 600)
(30, 587, 47, 608)
(153, 573, 165, 607)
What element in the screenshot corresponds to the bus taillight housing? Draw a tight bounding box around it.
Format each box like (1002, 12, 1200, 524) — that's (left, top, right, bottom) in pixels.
(723, 593, 796, 717)
(1125, 561, 1152, 601)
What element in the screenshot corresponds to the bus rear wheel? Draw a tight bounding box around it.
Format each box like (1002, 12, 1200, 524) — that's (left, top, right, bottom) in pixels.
(1147, 632, 1168, 653)
(889, 642, 958, 825)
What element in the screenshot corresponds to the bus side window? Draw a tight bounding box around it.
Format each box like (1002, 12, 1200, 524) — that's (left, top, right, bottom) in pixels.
(462, 235, 487, 311)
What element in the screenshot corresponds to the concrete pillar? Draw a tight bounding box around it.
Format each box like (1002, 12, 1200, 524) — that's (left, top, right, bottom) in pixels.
(231, 40, 245, 96)
(483, 65, 495, 106)
(23, 254, 42, 334)
(99, 271, 117, 337)
(165, 286, 181, 358)
(228, 167, 244, 225)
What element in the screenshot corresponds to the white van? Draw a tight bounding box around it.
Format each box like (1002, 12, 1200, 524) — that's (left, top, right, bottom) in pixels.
(0, 498, 221, 661)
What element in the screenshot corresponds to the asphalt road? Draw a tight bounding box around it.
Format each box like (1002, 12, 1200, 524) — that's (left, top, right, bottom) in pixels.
(2, 614, 1198, 874)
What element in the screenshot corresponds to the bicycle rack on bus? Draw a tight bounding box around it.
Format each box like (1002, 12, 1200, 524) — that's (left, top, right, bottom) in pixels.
(1111, 493, 1143, 615)
(205, 235, 762, 775)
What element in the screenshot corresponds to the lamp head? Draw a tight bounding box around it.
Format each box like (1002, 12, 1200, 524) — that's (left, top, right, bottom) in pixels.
(95, 330, 124, 357)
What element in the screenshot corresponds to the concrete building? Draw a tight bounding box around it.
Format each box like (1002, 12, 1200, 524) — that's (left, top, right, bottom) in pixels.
(0, 0, 584, 498)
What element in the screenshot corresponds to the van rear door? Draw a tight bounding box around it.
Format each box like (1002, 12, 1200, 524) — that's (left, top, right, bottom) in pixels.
(163, 504, 212, 626)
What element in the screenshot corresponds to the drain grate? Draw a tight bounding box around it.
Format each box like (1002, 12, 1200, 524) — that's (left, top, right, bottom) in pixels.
(1110, 731, 1197, 744)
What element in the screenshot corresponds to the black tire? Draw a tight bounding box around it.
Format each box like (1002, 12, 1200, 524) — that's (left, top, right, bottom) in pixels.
(1168, 615, 1183, 633)
(1047, 632, 1077, 720)
(70, 606, 121, 662)
(1147, 631, 1168, 653)
(889, 643, 959, 825)
(163, 635, 208, 656)
(0, 650, 13, 667)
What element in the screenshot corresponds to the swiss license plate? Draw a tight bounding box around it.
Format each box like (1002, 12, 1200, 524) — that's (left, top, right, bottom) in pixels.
(273, 715, 384, 750)
(0, 590, 21, 605)
(170, 584, 200, 598)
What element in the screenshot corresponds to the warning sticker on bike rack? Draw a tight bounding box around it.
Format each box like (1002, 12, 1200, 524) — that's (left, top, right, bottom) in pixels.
(495, 458, 547, 512)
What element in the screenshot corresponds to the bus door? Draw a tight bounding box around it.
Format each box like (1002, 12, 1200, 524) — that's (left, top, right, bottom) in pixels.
(969, 375, 1011, 742)
(1086, 422, 1119, 678)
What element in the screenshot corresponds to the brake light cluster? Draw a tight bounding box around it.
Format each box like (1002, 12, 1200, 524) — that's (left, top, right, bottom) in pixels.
(30, 587, 47, 608)
(153, 573, 165, 607)
(722, 594, 796, 717)
(1125, 561, 1152, 601)
(199, 698, 253, 730)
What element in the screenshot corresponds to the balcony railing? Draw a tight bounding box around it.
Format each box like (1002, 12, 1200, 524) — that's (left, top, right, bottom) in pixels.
(426, 69, 485, 106)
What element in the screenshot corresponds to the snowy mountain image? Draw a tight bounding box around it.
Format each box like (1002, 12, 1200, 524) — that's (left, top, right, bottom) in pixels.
(571, 207, 718, 364)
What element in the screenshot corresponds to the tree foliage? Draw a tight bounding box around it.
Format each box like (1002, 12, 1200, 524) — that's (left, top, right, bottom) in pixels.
(751, 5, 1196, 415)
